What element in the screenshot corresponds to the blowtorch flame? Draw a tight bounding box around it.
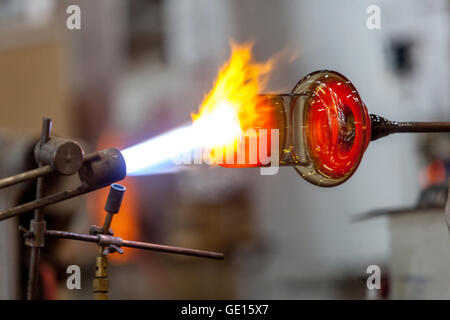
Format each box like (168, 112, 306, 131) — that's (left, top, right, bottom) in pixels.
(192, 42, 273, 129)
(191, 42, 275, 164)
(122, 42, 276, 175)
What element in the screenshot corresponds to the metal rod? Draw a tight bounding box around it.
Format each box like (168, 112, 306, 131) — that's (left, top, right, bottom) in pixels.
(121, 239, 224, 260)
(46, 230, 224, 260)
(370, 114, 450, 141)
(27, 117, 51, 300)
(0, 166, 53, 190)
(26, 248, 40, 300)
(391, 122, 450, 133)
(101, 214, 113, 235)
(0, 186, 88, 222)
(46, 229, 98, 243)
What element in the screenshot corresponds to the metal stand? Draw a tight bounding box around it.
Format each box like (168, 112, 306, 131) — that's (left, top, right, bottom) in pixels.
(26, 118, 51, 300)
(39, 184, 224, 300)
(0, 117, 224, 299)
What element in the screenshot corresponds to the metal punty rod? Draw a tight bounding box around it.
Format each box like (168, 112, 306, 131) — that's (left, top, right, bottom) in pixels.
(370, 114, 450, 141)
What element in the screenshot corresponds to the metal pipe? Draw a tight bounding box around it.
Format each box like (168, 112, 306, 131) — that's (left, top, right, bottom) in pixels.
(121, 239, 224, 260)
(370, 114, 450, 141)
(26, 248, 40, 300)
(101, 214, 114, 235)
(0, 185, 88, 222)
(390, 122, 450, 133)
(46, 229, 98, 243)
(0, 166, 53, 190)
(27, 117, 51, 300)
(46, 229, 224, 260)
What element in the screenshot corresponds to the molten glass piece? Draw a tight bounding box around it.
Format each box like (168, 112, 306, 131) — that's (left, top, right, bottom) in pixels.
(289, 70, 371, 186)
(219, 70, 372, 187)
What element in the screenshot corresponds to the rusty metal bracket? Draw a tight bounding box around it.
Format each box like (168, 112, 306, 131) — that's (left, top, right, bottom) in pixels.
(98, 234, 122, 247)
(89, 225, 113, 236)
(25, 220, 47, 248)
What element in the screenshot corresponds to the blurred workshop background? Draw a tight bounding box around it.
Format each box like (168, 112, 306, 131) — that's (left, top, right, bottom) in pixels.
(0, 0, 450, 299)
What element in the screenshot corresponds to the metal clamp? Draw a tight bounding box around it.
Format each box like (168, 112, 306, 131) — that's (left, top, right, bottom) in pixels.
(25, 220, 47, 248)
(98, 234, 123, 248)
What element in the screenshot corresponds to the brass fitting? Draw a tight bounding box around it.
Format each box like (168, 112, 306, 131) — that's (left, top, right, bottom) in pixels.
(93, 250, 108, 300)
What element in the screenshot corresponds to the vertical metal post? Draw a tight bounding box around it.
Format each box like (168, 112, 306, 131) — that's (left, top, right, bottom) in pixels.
(26, 118, 51, 300)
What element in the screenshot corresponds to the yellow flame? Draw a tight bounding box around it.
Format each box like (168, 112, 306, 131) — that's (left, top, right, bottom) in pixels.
(191, 42, 275, 160)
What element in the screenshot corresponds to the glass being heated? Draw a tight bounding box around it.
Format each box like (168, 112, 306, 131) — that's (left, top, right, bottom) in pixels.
(120, 42, 371, 187)
(214, 70, 372, 187)
(285, 71, 371, 186)
(120, 42, 450, 187)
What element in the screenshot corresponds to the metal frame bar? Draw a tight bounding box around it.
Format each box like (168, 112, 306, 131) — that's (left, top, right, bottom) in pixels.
(46, 229, 224, 260)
